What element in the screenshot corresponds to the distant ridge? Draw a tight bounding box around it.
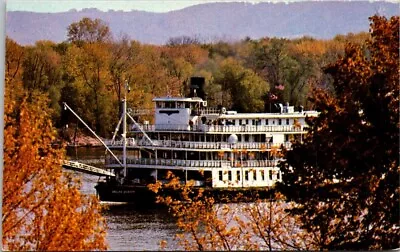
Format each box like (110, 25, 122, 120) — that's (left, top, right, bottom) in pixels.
(6, 1, 398, 45)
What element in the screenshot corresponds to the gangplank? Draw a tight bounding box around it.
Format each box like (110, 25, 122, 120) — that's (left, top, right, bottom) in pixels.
(62, 160, 115, 177)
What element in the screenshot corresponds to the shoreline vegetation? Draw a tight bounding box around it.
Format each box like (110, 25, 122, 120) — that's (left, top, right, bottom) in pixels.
(65, 134, 103, 147)
(3, 14, 398, 251)
(58, 126, 105, 147)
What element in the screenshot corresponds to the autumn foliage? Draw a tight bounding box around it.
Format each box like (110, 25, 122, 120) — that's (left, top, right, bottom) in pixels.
(279, 15, 399, 249)
(6, 16, 373, 139)
(150, 172, 318, 251)
(149, 15, 399, 251)
(2, 92, 107, 250)
(4, 14, 398, 251)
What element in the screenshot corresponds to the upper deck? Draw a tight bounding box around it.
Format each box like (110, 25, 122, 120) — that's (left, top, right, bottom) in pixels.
(129, 96, 319, 133)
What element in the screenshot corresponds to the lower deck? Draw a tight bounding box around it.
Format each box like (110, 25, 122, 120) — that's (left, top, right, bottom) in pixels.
(107, 164, 282, 188)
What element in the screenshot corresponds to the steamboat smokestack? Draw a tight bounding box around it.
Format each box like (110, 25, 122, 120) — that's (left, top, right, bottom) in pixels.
(190, 77, 206, 100)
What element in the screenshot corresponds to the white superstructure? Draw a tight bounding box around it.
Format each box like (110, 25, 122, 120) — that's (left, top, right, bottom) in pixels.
(105, 95, 318, 190)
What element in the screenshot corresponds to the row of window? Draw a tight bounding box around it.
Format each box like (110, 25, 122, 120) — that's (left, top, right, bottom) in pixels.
(225, 118, 292, 126)
(218, 169, 280, 182)
(156, 101, 201, 109)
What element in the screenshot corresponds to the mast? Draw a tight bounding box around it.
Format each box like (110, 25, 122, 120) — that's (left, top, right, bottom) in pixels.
(123, 81, 130, 178)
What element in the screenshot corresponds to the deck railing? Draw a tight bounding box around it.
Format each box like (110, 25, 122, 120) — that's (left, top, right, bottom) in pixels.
(105, 139, 292, 150)
(106, 158, 279, 168)
(134, 124, 304, 133)
(197, 108, 221, 115)
(106, 138, 136, 147)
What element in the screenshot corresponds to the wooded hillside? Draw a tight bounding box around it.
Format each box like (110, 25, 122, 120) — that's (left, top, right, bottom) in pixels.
(5, 16, 375, 139)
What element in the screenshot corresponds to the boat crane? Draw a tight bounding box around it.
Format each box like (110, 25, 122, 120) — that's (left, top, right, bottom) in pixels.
(62, 81, 156, 183)
(62, 102, 124, 168)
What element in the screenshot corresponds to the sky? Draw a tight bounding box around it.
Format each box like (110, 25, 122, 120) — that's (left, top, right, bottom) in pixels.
(6, 0, 394, 13)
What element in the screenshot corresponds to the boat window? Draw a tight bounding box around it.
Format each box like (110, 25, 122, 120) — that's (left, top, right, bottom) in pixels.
(185, 102, 190, 108)
(260, 170, 265, 181)
(286, 119, 290, 125)
(269, 170, 273, 180)
(239, 119, 242, 125)
(228, 171, 232, 181)
(278, 119, 282, 125)
(157, 102, 165, 108)
(245, 171, 249, 181)
(237, 171, 241, 181)
(219, 171, 223, 181)
(277, 172, 280, 180)
(266, 119, 269, 125)
(253, 171, 257, 181)
(165, 102, 175, 108)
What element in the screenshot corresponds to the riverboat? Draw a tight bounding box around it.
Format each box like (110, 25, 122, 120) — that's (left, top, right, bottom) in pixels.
(92, 77, 319, 203)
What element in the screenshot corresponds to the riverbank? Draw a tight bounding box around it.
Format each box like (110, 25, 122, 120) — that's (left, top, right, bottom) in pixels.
(59, 127, 104, 147)
(66, 134, 103, 147)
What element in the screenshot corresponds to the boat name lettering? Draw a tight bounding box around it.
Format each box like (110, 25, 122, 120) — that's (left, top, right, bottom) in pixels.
(112, 190, 136, 194)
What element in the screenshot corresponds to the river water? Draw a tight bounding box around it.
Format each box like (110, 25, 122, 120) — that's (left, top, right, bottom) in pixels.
(66, 147, 181, 251)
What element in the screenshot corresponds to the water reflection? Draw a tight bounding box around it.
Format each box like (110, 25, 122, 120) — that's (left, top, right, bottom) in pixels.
(76, 172, 180, 251)
(103, 204, 178, 251)
(66, 146, 106, 166)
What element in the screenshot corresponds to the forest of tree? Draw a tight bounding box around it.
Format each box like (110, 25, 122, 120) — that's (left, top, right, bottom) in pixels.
(4, 15, 398, 250)
(6, 17, 371, 139)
